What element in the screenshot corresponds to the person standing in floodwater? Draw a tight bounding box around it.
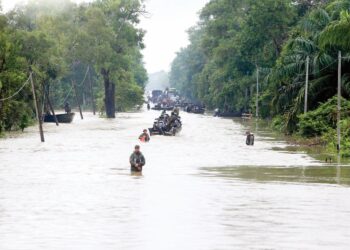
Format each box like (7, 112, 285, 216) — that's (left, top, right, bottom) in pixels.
(246, 131, 255, 146)
(139, 129, 150, 142)
(129, 145, 146, 172)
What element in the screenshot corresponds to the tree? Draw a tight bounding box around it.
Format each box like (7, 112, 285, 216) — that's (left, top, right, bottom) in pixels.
(320, 10, 350, 50)
(169, 0, 350, 138)
(170, 0, 297, 112)
(0, 0, 148, 134)
(77, 0, 147, 117)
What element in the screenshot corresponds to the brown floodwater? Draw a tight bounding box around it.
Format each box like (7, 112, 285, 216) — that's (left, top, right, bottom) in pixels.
(0, 110, 349, 250)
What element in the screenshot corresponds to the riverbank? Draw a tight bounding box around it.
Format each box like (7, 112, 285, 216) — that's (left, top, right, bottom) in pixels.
(233, 117, 347, 164)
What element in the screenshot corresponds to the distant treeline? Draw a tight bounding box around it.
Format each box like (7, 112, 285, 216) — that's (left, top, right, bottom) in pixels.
(170, 0, 350, 134)
(0, 0, 147, 133)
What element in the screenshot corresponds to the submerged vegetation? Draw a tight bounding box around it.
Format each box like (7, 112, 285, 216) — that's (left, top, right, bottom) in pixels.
(170, 0, 350, 156)
(0, 0, 147, 134)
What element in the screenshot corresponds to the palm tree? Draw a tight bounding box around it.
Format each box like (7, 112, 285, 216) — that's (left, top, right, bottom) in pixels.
(319, 10, 350, 50)
(268, 7, 339, 132)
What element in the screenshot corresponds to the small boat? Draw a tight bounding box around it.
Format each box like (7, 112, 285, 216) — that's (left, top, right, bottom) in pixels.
(241, 113, 253, 120)
(149, 116, 182, 136)
(44, 113, 75, 123)
(152, 104, 174, 111)
(214, 110, 242, 118)
(185, 106, 205, 114)
(184, 102, 206, 114)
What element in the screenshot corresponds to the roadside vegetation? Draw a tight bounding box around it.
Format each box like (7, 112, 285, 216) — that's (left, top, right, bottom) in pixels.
(0, 0, 147, 135)
(170, 0, 350, 156)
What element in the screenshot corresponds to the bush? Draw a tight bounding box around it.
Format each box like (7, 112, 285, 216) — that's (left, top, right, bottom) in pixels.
(271, 115, 287, 133)
(298, 96, 350, 137)
(1, 100, 33, 132)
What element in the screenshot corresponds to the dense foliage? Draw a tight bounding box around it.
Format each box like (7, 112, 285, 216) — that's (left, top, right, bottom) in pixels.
(297, 97, 350, 156)
(170, 0, 350, 154)
(298, 97, 350, 137)
(0, 0, 147, 134)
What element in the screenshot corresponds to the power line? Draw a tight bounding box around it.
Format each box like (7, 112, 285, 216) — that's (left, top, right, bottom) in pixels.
(76, 65, 90, 87)
(59, 65, 90, 106)
(0, 73, 32, 102)
(293, 59, 337, 78)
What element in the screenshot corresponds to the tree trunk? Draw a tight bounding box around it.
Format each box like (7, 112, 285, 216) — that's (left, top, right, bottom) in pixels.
(101, 68, 116, 118)
(44, 83, 59, 126)
(89, 68, 96, 115)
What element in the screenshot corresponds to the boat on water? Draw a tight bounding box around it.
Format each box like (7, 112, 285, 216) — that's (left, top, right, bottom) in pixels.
(151, 104, 174, 111)
(193, 109, 205, 114)
(149, 112, 182, 136)
(241, 113, 253, 120)
(214, 109, 242, 118)
(185, 104, 205, 114)
(44, 113, 75, 123)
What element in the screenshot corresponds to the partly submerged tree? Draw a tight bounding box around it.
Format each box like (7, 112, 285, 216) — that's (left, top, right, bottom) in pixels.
(170, 0, 350, 137)
(0, 0, 148, 134)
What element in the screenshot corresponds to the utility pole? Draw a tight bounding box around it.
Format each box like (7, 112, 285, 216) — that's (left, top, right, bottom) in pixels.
(44, 84, 59, 126)
(72, 80, 84, 120)
(337, 51, 342, 152)
(304, 56, 310, 114)
(30, 73, 45, 142)
(256, 66, 259, 118)
(245, 87, 248, 112)
(88, 66, 96, 115)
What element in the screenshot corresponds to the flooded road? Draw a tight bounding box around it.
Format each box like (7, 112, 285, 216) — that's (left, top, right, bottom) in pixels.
(0, 110, 350, 250)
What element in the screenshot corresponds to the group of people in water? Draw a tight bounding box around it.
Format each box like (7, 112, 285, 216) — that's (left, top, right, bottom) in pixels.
(129, 131, 150, 173)
(129, 107, 255, 173)
(129, 108, 182, 173)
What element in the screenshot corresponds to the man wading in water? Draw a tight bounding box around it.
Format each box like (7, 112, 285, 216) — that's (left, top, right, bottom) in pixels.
(129, 145, 146, 172)
(246, 131, 255, 146)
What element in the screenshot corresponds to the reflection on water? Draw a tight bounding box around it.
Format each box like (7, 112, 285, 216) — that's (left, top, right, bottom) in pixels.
(203, 165, 350, 185)
(0, 111, 350, 249)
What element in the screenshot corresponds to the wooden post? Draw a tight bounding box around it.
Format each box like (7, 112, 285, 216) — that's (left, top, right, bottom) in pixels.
(304, 56, 310, 114)
(337, 51, 341, 152)
(30, 73, 45, 142)
(256, 66, 259, 118)
(245, 87, 248, 112)
(88, 67, 96, 115)
(72, 80, 84, 120)
(44, 84, 59, 126)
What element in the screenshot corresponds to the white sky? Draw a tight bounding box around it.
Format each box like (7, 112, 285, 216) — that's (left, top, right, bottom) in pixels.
(2, 0, 209, 73)
(140, 0, 208, 73)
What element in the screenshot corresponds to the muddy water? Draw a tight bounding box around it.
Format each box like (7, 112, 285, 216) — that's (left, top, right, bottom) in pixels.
(0, 110, 349, 250)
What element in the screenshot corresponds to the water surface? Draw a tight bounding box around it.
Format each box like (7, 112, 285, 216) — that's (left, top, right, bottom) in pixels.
(0, 110, 349, 249)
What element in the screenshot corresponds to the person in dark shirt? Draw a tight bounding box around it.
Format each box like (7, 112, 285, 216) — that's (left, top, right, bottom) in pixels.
(64, 102, 71, 114)
(129, 145, 146, 172)
(246, 131, 255, 146)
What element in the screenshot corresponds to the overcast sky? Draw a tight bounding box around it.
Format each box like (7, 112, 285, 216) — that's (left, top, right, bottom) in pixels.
(2, 0, 209, 74)
(140, 0, 208, 73)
